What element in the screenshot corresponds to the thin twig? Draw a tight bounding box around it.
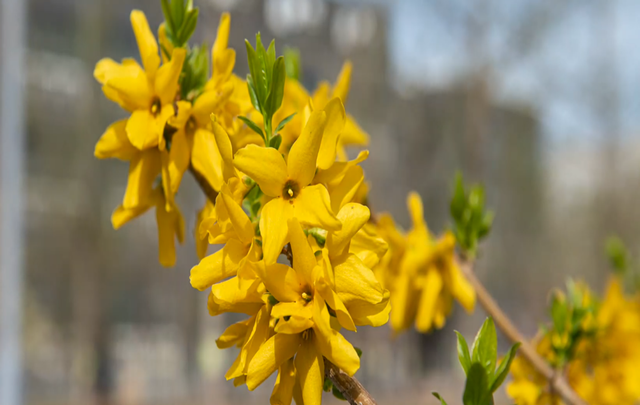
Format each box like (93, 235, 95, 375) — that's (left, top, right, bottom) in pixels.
(458, 258, 588, 405)
(324, 358, 378, 405)
(189, 165, 218, 203)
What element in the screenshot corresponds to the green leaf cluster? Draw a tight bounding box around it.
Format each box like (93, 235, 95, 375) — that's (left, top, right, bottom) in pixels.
(544, 280, 598, 368)
(323, 348, 363, 401)
(284, 47, 301, 81)
(450, 172, 493, 259)
(180, 44, 209, 101)
(161, 0, 199, 48)
(241, 34, 294, 146)
(434, 318, 520, 405)
(242, 179, 263, 222)
(605, 235, 629, 275)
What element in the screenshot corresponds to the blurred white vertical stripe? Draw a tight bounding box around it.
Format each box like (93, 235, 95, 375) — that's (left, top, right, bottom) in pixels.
(0, 0, 26, 403)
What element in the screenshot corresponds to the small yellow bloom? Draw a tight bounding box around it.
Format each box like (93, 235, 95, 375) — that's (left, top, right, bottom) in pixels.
(233, 108, 344, 264)
(95, 10, 186, 151)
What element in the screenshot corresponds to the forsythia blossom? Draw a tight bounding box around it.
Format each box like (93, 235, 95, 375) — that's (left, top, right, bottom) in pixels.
(95, 5, 393, 404)
(507, 277, 640, 405)
(375, 192, 476, 334)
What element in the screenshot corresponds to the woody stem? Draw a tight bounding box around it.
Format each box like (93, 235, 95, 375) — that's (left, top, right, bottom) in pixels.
(458, 259, 588, 405)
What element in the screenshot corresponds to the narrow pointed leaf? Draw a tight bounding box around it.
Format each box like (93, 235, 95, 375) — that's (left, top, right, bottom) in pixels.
(455, 331, 472, 374)
(238, 116, 265, 140)
(489, 343, 520, 393)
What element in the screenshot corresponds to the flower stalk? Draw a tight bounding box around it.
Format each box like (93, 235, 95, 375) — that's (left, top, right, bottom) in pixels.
(458, 258, 588, 405)
(324, 358, 378, 405)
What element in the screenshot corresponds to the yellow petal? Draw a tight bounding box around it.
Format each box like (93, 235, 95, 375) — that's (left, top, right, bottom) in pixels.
(270, 359, 297, 405)
(192, 83, 234, 125)
(157, 23, 174, 64)
(335, 254, 385, 305)
(111, 203, 152, 230)
(330, 165, 364, 213)
(126, 110, 161, 150)
(216, 319, 251, 349)
(316, 98, 346, 170)
(446, 259, 476, 313)
(234, 144, 288, 197)
(211, 120, 238, 181)
(104, 74, 152, 112)
(272, 301, 313, 320)
(209, 277, 264, 316)
(130, 10, 160, 81)
(295, 336, 324, 405)
(389, 272, 417, 334)
(220, 191, 254, 244)
(327, 203, 369, 259)
(192, 128, 224, 192)
(315, 278, 356, 332)
(213, 12, 231, 59)
(288, 218, 317, 287)
(259, 198, 294, 264)
(407, 191, 426, 230)
(332, 61, 352, 103)
(190, 239, 248, 291)
(346, 291, 391, 327)
(95, 119, 138, 160)
(247, 333, 301, 390)
(287, 111, 327, 187)
(123, 149, 161, 208)
(274, 315, 314, 335)
(253, 262, 302, 303)
(415, 269, 443, 333)
(167, 131, 190, 194)
(293, 184, 341, 231)
(155, 48, 186, 105)
(94, 58, 143, 84)
(155, 199, 184, 267)
(311, 294, 360, 376)
(226, 305, 269, 380)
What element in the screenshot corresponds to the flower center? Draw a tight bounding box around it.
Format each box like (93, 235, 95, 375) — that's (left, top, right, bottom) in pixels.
(301, 291, 312, 302)
(301, 329, 311, 341)
(150, 97, 162, 116)
(186, 116, 197, 135)
(282, 180, 300, 200)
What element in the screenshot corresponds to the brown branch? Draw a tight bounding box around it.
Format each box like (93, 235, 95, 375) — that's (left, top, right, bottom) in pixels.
(324, 358, 378, 405)
(458, 258, 588, 405)
(189, 165, 218, 203)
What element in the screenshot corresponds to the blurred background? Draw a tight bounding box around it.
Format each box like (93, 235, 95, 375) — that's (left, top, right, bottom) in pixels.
(2, 0, 640, 404)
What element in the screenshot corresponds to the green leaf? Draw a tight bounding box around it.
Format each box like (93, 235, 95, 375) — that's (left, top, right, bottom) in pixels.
(284, 47, 301, 80)
(245, 40, 264, 105)
(276, 113, 296, 134)
(246, 76, 261, 113)
(606, 235, 628, 274)
(171, 0, 185, 28)
(332, 385, 347, 401)
(186, 0, 193, 11)
(323, 377, 333, 392)
(266, 39, 276, 74)
(238, 116, 265, 139)
(266, 56, 286, 117)
(450, 172, 466, 221)
(355, 347, 363, 358)
(253, 34, 268, 102)
(161, 0, 176, 36)
(489, 343, 520, 393)
(455, 331, 472, 374)
(463, 363, 491, 405)
(269, 134, 282, 150)
(471, 318, 497, 373)
(432, 392, 449, 405)
(177, 9, 198, 46)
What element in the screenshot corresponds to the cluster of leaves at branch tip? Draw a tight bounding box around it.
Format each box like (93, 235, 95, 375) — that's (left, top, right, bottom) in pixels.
(433, 318, 520, 405)
(450, 172, 494, 259)
(241, 34, 295, 147)
(543, 280, 598, 368)
(323, 347, 363, 401)
(284, 47, 302, 81)
(605, 235, 629, 275)
(161, 0, 207, 101)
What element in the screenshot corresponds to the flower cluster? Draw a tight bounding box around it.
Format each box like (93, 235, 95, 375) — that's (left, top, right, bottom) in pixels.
(507, 277, 640, 405)
(94, 5, 391, 404)
(375, 192, 476, 334)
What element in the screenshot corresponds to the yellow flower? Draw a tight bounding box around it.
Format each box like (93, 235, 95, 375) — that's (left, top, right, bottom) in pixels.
(233, 107, 344, 264)
(378, 192, 475, 334)
(190, 185, 261, 291)
(244, 219, 361, 405)
(94, 10, 186, 151)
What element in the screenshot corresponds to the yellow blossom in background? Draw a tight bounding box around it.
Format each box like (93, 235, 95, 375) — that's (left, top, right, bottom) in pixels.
(507, 277, 640, 405)
(376, 192, 475, 334)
